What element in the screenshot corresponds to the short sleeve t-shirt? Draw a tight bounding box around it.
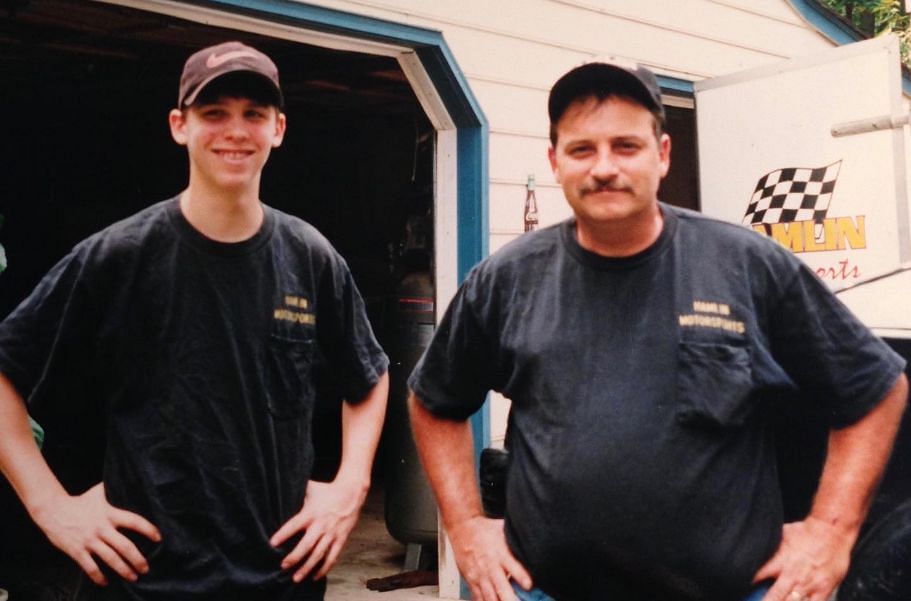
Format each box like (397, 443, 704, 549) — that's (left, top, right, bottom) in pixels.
(409, 204, 905, 600)
(0, 198, 388, 601)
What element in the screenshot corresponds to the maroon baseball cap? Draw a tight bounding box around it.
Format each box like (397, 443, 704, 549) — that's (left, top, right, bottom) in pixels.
(178, 41, 283, 108)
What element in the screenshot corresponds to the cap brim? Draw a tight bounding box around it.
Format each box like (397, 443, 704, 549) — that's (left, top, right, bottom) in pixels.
(181, 69, 283, 108)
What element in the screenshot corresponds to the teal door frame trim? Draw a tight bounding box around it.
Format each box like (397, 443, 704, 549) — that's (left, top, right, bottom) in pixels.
(787, 0, 911, 95)
(787, 0, 867, 45)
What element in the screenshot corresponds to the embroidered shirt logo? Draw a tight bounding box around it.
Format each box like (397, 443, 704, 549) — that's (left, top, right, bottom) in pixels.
(274, 295, 315, 325)
(206, 50, 258, 69)
(679, 300, 745, 335)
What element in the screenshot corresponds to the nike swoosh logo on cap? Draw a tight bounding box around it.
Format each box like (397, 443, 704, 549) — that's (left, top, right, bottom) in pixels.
(206, 50, 259, 69)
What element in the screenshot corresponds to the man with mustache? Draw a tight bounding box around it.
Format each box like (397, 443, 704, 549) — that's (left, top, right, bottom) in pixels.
(408, 61, 908, 601)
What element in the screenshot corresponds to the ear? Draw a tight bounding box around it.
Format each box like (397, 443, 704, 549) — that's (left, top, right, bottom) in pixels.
(271, 112, 287, 148)
(548, 145, 561, 183)
(169, 109, 188, 146)
(658, 133, 671, 179)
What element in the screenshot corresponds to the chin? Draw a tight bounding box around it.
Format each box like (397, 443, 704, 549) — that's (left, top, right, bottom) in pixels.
(587, 208, 639, 222)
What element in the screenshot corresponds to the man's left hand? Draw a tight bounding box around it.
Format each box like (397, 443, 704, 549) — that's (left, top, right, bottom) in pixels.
(752, 516, 854, 601)
(270, 478, 368, 582)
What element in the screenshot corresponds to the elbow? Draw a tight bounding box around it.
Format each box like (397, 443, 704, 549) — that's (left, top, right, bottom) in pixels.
(888, 372, 908, 411)
(894, 372, 909, 412)
(407, 390, 440, 436)
(870, 372, 909, 431)
(407, 389, 423, 420)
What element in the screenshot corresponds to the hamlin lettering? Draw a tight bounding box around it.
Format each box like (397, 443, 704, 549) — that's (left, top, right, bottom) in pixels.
(284, 295, 309, 309)
(693, 301, 731, 316)
(754, 216, 866, 253)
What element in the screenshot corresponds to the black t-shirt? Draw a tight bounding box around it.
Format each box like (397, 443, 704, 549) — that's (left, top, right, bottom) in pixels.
(0, 198, 388, 600)
(409, 204, 905, 601)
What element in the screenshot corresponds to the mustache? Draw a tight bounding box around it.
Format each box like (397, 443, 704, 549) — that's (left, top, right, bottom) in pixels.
(580, 180, 630, 196)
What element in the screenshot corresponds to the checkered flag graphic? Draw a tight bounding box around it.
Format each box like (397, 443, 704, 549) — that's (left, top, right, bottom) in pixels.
(743, 161, 842, 236)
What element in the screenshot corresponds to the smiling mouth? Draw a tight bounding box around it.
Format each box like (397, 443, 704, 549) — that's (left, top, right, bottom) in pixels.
(215, 150, 253, 160)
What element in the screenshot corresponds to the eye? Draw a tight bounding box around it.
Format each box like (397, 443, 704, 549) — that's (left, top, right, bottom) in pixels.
(200, 107, 226, 120)
(613, 140, 642, 154)
(245, 109, 269, 120)
(566, 144, 594, 157)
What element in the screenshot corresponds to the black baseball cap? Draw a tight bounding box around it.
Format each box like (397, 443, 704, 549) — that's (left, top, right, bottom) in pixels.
(178, 41, 283, 108)
(548, 60, 665, 127)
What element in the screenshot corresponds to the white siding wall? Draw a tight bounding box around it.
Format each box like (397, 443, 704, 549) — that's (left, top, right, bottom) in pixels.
(305, 0, 836, 266)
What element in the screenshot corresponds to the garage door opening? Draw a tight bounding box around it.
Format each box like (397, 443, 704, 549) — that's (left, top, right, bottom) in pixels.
(0, 0, 439, 596)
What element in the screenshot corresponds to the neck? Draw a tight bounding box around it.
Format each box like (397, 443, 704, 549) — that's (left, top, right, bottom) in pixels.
(179, 185, 264, 243)
(575, 205, 664, 257)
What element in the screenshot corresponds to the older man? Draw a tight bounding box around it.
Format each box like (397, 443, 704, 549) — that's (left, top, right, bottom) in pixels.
(408, 61, 907, 601)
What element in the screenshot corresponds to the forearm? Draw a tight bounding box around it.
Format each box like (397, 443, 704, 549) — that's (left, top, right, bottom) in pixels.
(810, 373, 908, 540)
(0, 372, 69, 520)
(408, 392, 484, 528)
(408, 392, 532, 598)
(336, 371, 389, 491)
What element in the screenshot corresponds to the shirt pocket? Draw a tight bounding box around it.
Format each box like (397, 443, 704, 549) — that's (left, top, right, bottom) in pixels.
(265, 335, 315, 419)
(676, 341, 754, 430)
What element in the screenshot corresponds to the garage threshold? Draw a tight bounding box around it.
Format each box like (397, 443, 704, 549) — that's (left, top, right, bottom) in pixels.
(327, 485, 438, 601)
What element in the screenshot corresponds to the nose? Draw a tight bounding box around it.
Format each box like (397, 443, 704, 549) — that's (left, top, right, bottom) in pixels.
(590, 148, 619, 180)
(224, 115, 250, 141)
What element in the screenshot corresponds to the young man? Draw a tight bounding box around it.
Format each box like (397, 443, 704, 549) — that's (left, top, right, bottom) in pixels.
(408, 61, 908, 601)
(0, 41, 389, 600)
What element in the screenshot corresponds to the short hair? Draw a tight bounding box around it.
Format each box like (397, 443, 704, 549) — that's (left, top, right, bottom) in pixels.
(547, 61, 666, 146)
(548, 93, 665, 146)
(190, 71, 284, 109)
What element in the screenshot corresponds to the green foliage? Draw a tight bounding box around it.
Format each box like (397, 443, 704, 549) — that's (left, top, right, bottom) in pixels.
(29, 416, 44, 450)
(819, 0, 911, 65)
(872, 1, 911, 64)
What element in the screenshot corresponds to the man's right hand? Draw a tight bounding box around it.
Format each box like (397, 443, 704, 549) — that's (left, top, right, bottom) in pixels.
(31, 482, 161, 586)
(448, 515, 532, 601)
